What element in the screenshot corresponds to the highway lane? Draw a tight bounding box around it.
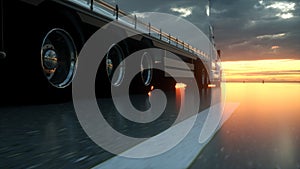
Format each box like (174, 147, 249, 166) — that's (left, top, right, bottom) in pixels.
(0, 88, 216, 169)
(0, 102, 113, 169)
(5, 83, 298, 169)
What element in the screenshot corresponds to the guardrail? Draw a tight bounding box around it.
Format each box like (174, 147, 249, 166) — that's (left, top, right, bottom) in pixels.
(84, 0, 209, 60)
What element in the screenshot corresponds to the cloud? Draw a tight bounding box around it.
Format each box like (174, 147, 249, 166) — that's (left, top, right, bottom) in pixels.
(256, 33, 286, 39)
(211, 8, 227, 14)
(105, 0, 300, 61)
(276, 12, 294, 19)
(259, 1, 296, 19)
(131, 12, 148, 19)
(271, 46, 280, 50)
(210, 0, 300, 60)
(265, 1, 295, 13)
(170, 7, 193, 17)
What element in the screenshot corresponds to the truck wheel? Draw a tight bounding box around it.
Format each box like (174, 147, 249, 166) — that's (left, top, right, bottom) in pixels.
(128, 51, 154, 96)
(140, 51, 153, 86)
(41, 28, 77, 89)
(106, 44, 125, 87)
(96, 43, 127, 98)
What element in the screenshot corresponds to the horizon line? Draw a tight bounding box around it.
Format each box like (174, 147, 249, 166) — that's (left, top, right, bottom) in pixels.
(222, 80, 300, 83)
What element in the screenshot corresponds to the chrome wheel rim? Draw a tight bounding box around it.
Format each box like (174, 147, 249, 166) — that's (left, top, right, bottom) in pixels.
(140, 52, 153, 86)
(106, 44, 125, 86)
(41, 28, 77, 88)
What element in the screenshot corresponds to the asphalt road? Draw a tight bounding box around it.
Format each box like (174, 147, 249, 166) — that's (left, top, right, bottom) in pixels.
(0, 101, 113, 169)
(0, 89, 214, 169)
(3, 83, 299, 169)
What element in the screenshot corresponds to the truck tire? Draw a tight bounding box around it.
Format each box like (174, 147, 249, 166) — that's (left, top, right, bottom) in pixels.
(0, 1, 87, 105)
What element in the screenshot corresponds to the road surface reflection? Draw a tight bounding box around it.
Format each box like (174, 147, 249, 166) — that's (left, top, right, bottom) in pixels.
(191, 83, 300, 169)
(0, 87, 215, 169)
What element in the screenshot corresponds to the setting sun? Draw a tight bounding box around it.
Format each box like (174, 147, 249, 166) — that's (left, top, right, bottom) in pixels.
(222, 59, 300, 82)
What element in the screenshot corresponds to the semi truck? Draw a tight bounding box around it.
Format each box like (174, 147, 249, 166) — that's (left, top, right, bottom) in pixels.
(0, 0, 221, 103)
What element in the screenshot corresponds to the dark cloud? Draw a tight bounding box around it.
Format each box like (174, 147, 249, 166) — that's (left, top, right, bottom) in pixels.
(107, 0, 300, 61)
(211, 0, 300, 60)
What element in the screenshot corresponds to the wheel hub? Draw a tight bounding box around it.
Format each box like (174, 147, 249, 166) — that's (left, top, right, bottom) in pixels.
(43, 48, 58, 73)
(106, 44, 125, 87)
(41, 28, 77, 88)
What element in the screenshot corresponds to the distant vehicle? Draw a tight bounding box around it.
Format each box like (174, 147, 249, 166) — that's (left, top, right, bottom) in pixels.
(0, 0, 221, 102)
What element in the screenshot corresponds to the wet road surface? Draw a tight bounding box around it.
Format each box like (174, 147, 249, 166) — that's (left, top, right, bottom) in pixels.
(0, 88, 215, 169)
(0, 102, 114, 169)
(3, 83, 299, 169)
(190, 83, 300, 169)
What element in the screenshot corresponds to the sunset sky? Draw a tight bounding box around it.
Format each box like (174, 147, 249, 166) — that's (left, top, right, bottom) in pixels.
(222, 59, 300, 82)
(107, 0, 300, 82)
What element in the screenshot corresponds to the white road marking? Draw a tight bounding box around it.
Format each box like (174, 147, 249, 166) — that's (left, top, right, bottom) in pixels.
(92, 102, 239, 169)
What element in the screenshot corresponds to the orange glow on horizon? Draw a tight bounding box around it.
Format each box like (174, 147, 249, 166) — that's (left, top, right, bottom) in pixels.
(221, 59, 300, 82)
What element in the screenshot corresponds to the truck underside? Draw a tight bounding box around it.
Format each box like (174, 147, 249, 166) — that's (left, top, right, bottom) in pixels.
(0, 0, 214, 104)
